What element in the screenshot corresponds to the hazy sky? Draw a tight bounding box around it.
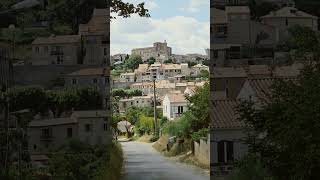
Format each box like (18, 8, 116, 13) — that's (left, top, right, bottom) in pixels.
(111, 0, 210, 55)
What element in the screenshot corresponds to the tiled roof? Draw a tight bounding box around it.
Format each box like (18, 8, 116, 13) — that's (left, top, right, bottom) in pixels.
(32, 35, 81, 45)
(166, 93, 187, 103)
(162, 64, 181, 69)
(29, 118, 76, 127)
(262, 7, 317, 19)
(211, 100, 246, 129)
(212, 67, 247, 78)
(67, 67, 109, 76)
(246, 77, 297, 101)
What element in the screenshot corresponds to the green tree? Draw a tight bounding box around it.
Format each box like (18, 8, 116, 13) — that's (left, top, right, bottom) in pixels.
(163, 59, 172, 64)
(147, 57, 156, 65)
(125, 54, 143, 70)
(237, 63, 320, 180)
(199, 69, 209, 79)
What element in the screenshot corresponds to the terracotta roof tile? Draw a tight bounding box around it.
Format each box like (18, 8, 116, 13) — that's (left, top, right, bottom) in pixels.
(211, 100, 245, 129)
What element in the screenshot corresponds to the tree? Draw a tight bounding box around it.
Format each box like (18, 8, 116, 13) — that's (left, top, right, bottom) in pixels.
(147, 57, 155, 65)
(185, 83, 210, 131)
(199, 69, 209, 79)
(288, 25, 320, 60)
(163, 59, 172, 64)
(237, 63, 320, 180)
(44, 0, 150, 33)
(124, 54, 143, 71)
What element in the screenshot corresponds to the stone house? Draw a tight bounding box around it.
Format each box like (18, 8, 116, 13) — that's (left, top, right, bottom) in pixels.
(261, 6, 318, 42)
(162, 92, 189, 120)
(31, 8, 109, 66)
(118, 95, 153, 113)
(210, 99, 248, 175)
(31, 35, 82, 65)
(79, 9, 110, 65)
(119, 72, 136, 82)
(28, 110, 111, 153)
(191, 64, 209, 77)
(65, 67, 110, 90)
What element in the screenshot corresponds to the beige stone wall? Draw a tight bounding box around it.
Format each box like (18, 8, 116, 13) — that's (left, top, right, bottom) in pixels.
(194, 136, 210, 166)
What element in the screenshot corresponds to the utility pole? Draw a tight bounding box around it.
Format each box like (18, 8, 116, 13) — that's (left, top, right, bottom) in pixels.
(153, 79, 158, 137)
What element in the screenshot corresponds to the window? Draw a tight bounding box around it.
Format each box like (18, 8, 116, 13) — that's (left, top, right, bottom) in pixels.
(286, 18, 288, 26)
(57, 56, 63, 64)
(105, 77, 109, 84)
(35, 47, 39, 53)
(104, 123, 108, 131)
(93, 78, 98, 84)
(178, 106, 184, 114)
(85, 124, 92, 132)
(104, 48, 108, 55)
(67, 128, 73, 138)
(226, 141, 234, 162)
(72, 79, 77, 84)
(41, 128, 51, 137)
(217, 141, 234, 163)
(217, 141, 225, 163)
(33, 144, 37, 150)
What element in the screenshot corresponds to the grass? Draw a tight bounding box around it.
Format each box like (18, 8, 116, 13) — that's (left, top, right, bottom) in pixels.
(94, 141, 124, 180)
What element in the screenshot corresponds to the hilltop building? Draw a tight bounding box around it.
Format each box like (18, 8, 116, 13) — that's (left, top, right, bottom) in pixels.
(131, 41, 172, 63)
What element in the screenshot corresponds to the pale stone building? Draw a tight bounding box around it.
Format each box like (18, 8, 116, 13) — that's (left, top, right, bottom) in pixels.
(162, 92, 189, 120)
(131, 41, 172, 63)
(31, 35, 82, 65)
(118, 95, 153, 113)
(31, 8, 109, 66)
(261, 6, 318, 42)
(28, 110, 111, 153)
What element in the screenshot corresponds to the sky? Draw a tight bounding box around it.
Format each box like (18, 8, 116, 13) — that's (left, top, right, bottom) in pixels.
(111, 0, 210, 55)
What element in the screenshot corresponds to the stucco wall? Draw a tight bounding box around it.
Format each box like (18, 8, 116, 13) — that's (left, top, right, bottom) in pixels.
(194, 136, 210, 166)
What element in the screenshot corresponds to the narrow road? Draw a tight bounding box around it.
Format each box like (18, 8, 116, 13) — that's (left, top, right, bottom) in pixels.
(121, 141, 209, 180)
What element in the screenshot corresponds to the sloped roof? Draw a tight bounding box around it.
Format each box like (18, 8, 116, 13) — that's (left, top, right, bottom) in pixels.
(246, 77, 297, 101)
(212, 67, 247, 78)
(32, 35, 81, 45)
(166, 93, 187, 103)
(12, 0, 40, 10)
(211, 100, 246, 129)
(67, 68, 109, 76)
(29, 118, 76, 127)
(262, 7, 318, 19)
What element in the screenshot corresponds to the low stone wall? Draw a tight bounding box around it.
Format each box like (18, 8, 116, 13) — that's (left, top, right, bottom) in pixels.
(194, 135, 210, 166)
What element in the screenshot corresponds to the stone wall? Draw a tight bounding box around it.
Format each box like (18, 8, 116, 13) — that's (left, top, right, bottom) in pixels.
(194, 135, 210, 166)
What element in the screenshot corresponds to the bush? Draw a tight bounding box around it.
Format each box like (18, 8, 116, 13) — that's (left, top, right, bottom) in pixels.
(191, 128, 209, 142)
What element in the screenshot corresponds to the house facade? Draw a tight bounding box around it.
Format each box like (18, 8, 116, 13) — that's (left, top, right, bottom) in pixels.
(162, 92, 189, 120)
(31, 8, 109, 66)
(118, 95, 153, 113)
(28, 110, 111, 154)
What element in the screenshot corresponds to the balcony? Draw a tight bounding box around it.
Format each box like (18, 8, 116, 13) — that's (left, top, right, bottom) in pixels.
(50, 50, 64, 56)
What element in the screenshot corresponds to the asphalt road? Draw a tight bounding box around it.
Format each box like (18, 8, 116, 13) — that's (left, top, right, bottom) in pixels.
(121, 141, 209, 180)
